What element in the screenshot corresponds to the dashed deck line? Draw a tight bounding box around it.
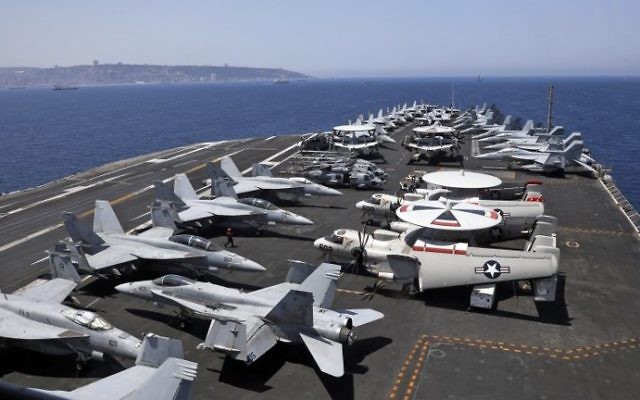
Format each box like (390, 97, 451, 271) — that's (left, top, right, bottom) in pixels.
(388, 336, 429, 399)
(422, 334, 640, 360)
(557, 226, 636, 237)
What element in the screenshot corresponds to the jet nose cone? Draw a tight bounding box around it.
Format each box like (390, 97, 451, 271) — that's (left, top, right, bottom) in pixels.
(228, 254, 266, 273)
(355, 201, 366, 210)
(296, 215, 314, 225)
(115, 282, 134, 294)
(240, 258, 267, 273)
(324, 187, 343, 196)
(115, 282, 151, 299)
(313, 238, 324, 249)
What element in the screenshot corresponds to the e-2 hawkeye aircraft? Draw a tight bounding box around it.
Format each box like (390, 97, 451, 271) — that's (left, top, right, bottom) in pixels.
(116, 262, 383, 377)
(314, 200, 559, 308)
(62, 200, 265, 276)
(356, 170, 546, 241)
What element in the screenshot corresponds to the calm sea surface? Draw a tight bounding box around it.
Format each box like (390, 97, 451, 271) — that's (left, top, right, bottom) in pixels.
(1, 78, 639, 208)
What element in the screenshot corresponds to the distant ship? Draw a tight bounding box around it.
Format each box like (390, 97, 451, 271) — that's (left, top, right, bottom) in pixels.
(53, 84, 79, 90)
(273, 77, 290, 84)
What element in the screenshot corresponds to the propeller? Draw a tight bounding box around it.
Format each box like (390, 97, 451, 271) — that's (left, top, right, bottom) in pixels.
(347, 223, 370, 275)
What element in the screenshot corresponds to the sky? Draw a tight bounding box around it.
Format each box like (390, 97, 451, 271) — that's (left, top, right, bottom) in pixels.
(1, 0, 639, 77)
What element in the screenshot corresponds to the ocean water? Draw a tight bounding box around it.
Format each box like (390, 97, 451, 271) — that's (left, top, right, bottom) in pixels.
(1, 78, 639, 209)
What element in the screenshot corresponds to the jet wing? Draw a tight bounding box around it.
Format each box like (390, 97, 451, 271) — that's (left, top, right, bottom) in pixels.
(137, 226, 175, 239)
(241, 179, 305, 191)
(178, 204, 265, 222)
(299, 332, 344, 377)
(150, 290, 220, 318)
(13, 278, 77, 303)
(509, 153, 550, 164)
(87, 246, 203, 271)
(0, 308, 87, 340)
(53, 358, 197, 400)
(87, 247, 139, 271)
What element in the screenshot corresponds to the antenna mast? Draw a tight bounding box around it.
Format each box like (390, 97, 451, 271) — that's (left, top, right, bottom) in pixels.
(546, 85, 554, 133)
(451, 81, 455, 108)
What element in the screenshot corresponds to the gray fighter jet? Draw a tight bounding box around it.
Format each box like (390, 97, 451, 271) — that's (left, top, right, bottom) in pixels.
(0, 334, 197, 400)
(154, 174, 313, 233)
(214, 156, 342, 197)
(116, 262, 384, 377)
(0, 251, 141, 369)
(62, 200, 265, 277)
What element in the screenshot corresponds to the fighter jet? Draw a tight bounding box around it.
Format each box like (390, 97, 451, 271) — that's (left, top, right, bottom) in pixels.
(0, 251, 141, 369)
(154, 174, 313, 233)
(215, 157, 342, 198)
(116, 262, 384, 377)
(0, 334, 197, 400)
(475, 137, 597, 174)
(61, 200, 265, 276)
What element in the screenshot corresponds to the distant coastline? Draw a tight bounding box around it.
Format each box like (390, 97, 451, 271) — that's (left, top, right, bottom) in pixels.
(0, 63, 310, 87)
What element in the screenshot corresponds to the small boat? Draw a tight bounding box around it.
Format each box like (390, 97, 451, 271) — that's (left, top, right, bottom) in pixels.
(53, 84, 79, 90)
(273, 77, 289, 84)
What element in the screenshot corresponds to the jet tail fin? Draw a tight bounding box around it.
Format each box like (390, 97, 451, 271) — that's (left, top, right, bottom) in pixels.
(562, 132, 582, 148)
(150, 200, 180, 230)
(153, 181, 186, 206)
(562, 139, 584, 162)
(212, 178, 238, 199)
(251, 163, 273, 178)
(61, 212, 104, 245)
(265, 290, 314, 325)
(522, 119, 534, 132)
(206, 162, 236, 184)
(48, 249, 82, 284)
(128, 336, 197, 400)
(220, 156, 243, 178)
(136, 334, 185, 367)
(299, 263, 342, 308)
(93, 200, 124, 234)
(174, 174, 199, 201)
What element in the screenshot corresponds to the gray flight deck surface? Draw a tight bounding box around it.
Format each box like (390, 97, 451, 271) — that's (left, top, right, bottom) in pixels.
(1, 124, 639, 400)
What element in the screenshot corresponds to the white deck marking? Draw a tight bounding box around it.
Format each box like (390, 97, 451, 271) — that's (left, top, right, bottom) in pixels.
(0, 224, 63, 253)
(30, 256, 49, 265)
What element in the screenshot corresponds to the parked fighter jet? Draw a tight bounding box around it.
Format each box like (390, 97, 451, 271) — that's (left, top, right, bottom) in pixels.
(314, 201, 559, 306)
(62, 200, 265, 276)
(154, 174, 313, 233)
(475, 138, 596, 174)
(116, 262, 384, 377)
(482, 128, 571, 150)
(478, 125, 564, 145)
(216, 157, 342, 198)
(0, 334, 197, 400)
(0, 251, 141, 369)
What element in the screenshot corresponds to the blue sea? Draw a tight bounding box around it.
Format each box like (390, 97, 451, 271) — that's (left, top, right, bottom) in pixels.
(1, 78, 639, 209)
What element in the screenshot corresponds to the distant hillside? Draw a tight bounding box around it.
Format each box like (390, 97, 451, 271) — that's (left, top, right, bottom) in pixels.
(0, 63, 310, 87)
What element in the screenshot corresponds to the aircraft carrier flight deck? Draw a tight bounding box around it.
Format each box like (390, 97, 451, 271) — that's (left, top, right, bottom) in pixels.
(1, 117, 639, 399)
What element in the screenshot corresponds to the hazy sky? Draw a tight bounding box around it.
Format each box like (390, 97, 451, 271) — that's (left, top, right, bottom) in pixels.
(1, 0, 639, 77)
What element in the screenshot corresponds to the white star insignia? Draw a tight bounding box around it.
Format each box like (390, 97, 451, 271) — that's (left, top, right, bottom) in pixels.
(484, 262, 500, 278)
